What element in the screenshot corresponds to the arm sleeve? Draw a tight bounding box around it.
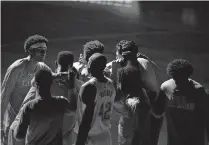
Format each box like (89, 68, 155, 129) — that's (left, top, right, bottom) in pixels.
(75, 83, 97, 145)
(1, 66, 20, 121)
(14, 104, 30, 140)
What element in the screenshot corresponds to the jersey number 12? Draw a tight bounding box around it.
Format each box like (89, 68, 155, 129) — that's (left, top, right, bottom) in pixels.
(99, 101, 112, 120)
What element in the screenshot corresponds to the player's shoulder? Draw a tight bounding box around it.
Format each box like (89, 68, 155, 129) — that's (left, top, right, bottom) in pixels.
(37, 62, 52, 72)
(7, 57, 29, 72)
(137, 57, 150, 65)
(137, 57, 152, 71)
(82, 78, 96, 87)
(80, 78, 97, 96)
(37, 62, 47, 67)
(161, 79, 176, 91)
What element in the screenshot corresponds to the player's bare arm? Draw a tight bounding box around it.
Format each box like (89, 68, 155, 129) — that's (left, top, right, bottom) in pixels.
(75, 83, 97, 145)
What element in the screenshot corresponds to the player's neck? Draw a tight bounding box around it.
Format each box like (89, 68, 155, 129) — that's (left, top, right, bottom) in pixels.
(27, 55, 39, 70)
(126, 59, 138, 66)
(92, 74, 107, 83)
(175, 79, 190, 89)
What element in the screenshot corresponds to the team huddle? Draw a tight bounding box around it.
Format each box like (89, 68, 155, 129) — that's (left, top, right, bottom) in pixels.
(1, 34, 209, 145)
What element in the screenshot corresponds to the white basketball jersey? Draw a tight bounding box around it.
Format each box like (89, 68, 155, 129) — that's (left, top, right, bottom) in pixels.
(74, 77, 116, 136)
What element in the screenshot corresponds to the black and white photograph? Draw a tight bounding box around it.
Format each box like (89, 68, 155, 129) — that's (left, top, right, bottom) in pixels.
(1, 1, 209, 145)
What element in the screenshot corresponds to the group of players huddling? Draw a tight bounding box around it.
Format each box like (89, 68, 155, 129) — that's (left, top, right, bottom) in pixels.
(1, 34, 209, 145)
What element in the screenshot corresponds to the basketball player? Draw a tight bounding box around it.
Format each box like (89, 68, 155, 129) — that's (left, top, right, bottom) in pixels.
(14, 69, 76, 145)
(74, 53, 116, 145)
(8, 51, 82, 145)
(1, 34, 52, 145)
(153, 59, 209, 145)
(104, 40, 162, 145)
(116, 61, 154, 145)
(73, 40, 104, 82)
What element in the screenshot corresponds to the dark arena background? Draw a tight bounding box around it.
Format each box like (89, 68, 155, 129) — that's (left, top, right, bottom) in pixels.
(1, 1, 209, 145)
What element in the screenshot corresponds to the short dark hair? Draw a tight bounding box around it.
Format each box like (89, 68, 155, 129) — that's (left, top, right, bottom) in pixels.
(35, 69, 53, 88)
(24, 34, 48, 52)
(83, 40, 104, 62)
(116, 40, 138, 56)
(88, 53, 107, 75)
(57, 51, 74, 68)
(117, 65, 142, 96)
(167, 59, 193, 80)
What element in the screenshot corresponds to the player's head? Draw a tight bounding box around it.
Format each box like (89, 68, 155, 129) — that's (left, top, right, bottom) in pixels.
(116, 40, 138, 60)
(117, 65, 142, 97)
(34, 69, 53, 97)
(24, 34, 48, 62)
(88, 53, 107, 77)
(55, 51, 74, 72)
(167, 59, 193, 81)
(83, 40, 104, 64)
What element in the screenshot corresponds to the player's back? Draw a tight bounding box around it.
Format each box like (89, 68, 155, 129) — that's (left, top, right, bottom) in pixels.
(24, 96, 71, 145)
(91, 77, 116, 134)
(50, 78, 83, 138)
(75, 77, 116, 136)
(162, 79, 207, 145)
